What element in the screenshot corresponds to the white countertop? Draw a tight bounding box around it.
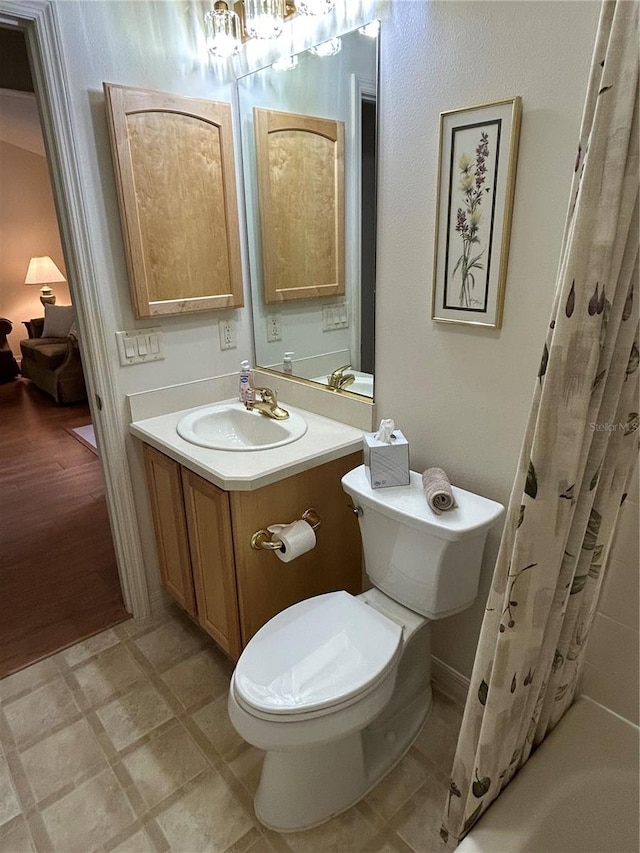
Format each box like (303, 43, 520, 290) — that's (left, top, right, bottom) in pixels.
(130, 398, 364, 491)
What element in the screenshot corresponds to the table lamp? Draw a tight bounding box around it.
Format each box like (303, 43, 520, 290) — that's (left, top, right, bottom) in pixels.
(24, 256, 66, 306)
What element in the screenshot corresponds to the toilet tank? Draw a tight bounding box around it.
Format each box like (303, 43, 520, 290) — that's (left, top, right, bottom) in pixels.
(342, 466, 504, 620)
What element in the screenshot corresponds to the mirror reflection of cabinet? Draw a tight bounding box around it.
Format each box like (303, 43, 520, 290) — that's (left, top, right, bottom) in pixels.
(104, 84, 244, 319)
(254, 108, 345, 304)
(237, 25, 378, 394)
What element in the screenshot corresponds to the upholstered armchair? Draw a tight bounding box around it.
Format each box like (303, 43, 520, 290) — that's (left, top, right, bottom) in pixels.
(20, 316, 87, 404)
(0, 318, 20, 383)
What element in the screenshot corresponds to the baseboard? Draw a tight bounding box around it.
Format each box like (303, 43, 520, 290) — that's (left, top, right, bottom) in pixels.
(431, 656, 470, 709)
(149, 587, 171, 615)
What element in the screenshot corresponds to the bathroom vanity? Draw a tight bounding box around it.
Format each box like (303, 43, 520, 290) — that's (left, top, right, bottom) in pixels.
(131, 401, 365, 661)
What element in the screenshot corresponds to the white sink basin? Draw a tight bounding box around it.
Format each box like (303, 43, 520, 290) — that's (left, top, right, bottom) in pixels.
(176, 402, 307, 451)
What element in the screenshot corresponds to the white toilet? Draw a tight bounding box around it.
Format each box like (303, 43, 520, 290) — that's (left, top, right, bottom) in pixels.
(228, 464, 504, 831)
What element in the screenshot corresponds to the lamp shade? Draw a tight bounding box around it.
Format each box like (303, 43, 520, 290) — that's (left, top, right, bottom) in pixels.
(24, 256, 66, 286)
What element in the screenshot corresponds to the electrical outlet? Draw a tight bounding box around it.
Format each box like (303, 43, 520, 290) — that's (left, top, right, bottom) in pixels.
(219, 318, 236, 350)
(266, 313, 282, 342)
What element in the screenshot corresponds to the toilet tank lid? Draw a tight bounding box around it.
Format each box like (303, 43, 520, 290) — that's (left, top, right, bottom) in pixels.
(342, 466, 504, 541)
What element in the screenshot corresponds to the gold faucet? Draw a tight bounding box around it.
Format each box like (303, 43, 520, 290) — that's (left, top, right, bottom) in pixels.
(327, 364, 355, 391)
(246, 387, 290, 420)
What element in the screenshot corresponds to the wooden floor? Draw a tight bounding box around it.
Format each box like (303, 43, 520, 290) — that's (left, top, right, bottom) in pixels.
(0, 378, 129, 677)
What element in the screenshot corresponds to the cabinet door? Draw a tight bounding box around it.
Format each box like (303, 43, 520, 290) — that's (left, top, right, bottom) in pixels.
(181, 469, 242, 660)
(104, 83, 243, 319)
(143, 445, 196, 617)
(230, 453, 362, 645)
(254, 108, 345, 304)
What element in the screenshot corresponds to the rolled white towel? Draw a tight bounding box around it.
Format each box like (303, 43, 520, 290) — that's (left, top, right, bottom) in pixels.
(422, 467, 457, 514)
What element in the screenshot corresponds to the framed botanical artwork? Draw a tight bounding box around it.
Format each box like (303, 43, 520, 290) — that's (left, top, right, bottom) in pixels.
(432, 97, 522, 328)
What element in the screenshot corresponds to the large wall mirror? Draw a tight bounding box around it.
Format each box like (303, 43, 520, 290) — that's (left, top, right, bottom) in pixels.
(237, 24, 379, 398)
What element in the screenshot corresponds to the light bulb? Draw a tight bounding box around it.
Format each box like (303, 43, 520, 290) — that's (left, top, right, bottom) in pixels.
(296, 0, 335, 15)
(244, 0, 286, 40)
(205, 3, 241, 58)
(309, 37, 341, 57)
(271, 55, 299, 71)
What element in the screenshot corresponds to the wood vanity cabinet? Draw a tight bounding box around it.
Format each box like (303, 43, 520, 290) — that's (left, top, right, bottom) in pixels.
(143, 445, 362, 660)
(142, 447, 196, 618)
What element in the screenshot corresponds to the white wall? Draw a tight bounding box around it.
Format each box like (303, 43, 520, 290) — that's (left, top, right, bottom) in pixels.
(581, 461, 639, 724)
(375, 0, 601, 676)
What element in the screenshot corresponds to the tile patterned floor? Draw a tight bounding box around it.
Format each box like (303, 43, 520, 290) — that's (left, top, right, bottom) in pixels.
(0, 604, 462, 853)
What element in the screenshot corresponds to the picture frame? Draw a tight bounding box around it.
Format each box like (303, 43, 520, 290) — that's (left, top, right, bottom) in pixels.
(431, 97, 522, 328)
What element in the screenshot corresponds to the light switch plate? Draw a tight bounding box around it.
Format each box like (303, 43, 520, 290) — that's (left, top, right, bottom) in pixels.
(115, 329, 164, 365)
(322, 302, 349, 331)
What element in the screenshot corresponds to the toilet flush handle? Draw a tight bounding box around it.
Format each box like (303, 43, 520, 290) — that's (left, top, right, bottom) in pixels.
(348, 503, 363, 517)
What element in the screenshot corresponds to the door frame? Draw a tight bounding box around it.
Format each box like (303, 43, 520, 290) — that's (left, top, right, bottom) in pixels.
(348, 72, 376, 373)
(0, 0, 150, 617)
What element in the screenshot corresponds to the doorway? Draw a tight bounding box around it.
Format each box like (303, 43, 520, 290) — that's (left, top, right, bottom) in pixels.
(360, 97, 376, 375)
(0, 26, 128, 677)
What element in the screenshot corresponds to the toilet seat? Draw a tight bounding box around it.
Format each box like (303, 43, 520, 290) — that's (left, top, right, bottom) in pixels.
(234, 591, 403, 721)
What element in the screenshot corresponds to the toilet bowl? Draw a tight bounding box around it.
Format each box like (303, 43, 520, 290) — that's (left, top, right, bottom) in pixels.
(228, 465, 504, 831)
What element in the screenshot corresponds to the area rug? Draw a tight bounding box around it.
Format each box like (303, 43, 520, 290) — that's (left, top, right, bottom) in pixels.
(67, 423, 98, 455)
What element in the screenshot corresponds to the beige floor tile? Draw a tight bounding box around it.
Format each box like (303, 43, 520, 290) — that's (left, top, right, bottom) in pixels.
(109, 827, 156, 852)
(134, 618, 206, 673)
(0, 658, 60, 705)
(227, 745, 264, 797)
(412, 696, 462, 777)
(0, 754, 21, 826)
(395, 775, 448, 852)
(190, 693, 245, 759)
(61, 629, 121, 667)
(0, 818, 35, 852)
(96, 682, 174, 752)
(365, 755, 429, 822)
(121, 724, 208, 808)
(3, 677, 79, 747)
(155, 769, 254, 852)
(73, 644, 143, 706)
(285, 806, 377, 852)
(40, 767, 135, 853)
(20, 718, 105, 803)
(246, 837, 275, 853)
(161, 647, 232, 709)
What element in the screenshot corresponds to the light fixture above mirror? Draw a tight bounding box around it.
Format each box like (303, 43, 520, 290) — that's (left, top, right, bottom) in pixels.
(205, 0, 336, 59)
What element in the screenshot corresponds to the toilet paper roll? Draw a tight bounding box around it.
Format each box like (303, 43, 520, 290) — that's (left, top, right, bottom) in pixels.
(267, 519, 316, 563)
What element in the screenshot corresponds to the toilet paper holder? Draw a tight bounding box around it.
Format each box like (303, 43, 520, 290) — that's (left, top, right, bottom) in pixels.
(250, 508, 321, 551)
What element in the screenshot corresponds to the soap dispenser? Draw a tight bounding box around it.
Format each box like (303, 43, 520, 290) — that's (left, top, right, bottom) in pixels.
(239, 360, 255, 405)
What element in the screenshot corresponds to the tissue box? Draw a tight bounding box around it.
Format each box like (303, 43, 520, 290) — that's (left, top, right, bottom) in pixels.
(363, 430, 410, 489)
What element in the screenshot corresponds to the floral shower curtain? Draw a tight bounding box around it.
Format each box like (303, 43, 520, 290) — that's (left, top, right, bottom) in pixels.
(441, 0, 638, 844)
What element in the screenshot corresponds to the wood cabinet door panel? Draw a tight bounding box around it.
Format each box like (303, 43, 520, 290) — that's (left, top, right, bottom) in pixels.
(181, 469, 241, 660)
(230, 453, 362, 645)
(254, 108, 345, 304)
(104, 84, 243, 318)
(142, 445, 196, 616)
